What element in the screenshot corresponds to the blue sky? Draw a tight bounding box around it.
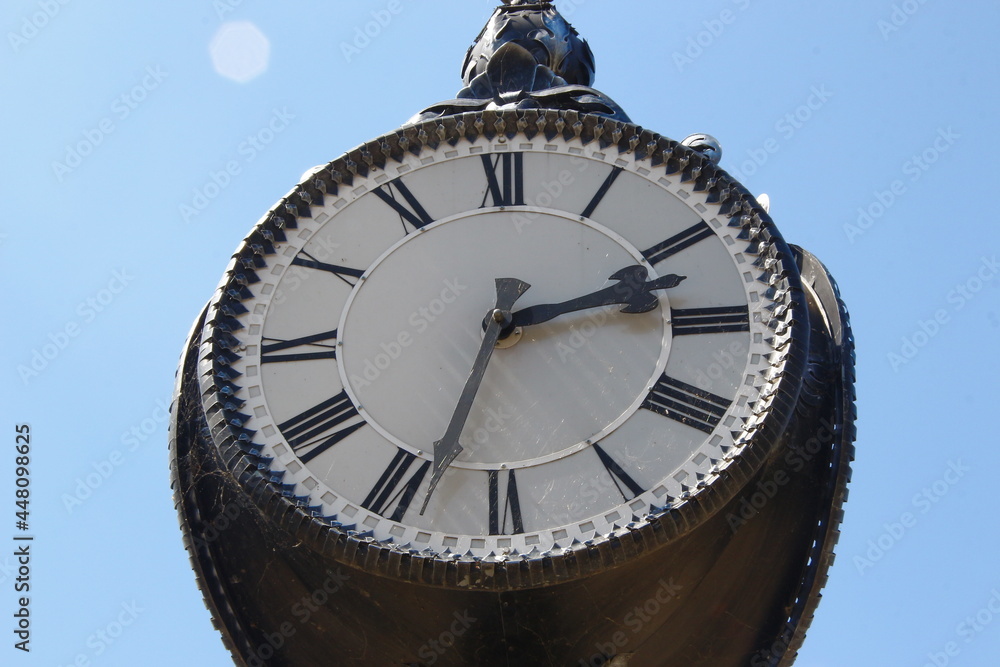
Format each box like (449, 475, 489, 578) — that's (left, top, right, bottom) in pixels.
(1, 1, 998, 665)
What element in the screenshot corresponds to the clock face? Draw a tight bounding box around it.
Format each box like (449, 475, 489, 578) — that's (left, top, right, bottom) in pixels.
(201, 115, 799, 566)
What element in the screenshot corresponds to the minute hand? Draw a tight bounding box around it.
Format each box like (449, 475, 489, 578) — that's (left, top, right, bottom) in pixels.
(505, 265, 686, 333)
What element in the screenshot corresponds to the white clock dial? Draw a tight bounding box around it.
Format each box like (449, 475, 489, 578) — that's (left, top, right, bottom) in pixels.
(205, 127, 788, 562)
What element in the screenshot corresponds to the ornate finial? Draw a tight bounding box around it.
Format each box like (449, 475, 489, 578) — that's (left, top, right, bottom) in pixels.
(409, 1, 629, 123)
(463, 1, 594, 92)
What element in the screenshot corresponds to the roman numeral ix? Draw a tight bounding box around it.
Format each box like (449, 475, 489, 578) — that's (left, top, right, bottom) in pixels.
(671, 306, 751, 336)
(642, 374, 730, 434)
(277, 390, 365, 464)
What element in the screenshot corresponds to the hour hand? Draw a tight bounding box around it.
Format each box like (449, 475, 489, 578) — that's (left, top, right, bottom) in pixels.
(500, 265, 686, 336)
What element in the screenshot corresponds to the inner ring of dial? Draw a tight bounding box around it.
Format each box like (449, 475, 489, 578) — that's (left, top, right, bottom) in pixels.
(338, 208, 673, 470)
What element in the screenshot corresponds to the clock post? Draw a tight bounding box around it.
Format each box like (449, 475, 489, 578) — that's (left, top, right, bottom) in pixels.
(171, 2, 855, 666)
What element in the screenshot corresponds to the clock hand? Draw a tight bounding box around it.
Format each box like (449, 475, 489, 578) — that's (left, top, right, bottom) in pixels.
(494, 265, 686, 339)
(420, 277, 532, 515)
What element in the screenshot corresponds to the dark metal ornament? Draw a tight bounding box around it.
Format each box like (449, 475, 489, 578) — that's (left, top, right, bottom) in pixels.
(171, 3, 854, 666)
(412, 0, 629, 122)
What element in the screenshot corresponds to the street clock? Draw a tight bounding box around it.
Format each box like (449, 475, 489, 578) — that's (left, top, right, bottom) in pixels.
(171, 3, 855, 666)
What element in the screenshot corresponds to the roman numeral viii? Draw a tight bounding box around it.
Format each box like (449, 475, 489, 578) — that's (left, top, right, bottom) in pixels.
(261, 330, 339, 364)
(488, 469, 525, 535)
(277, 390, 365, 463)
(374, 178, 435, 232)
(671, 306, 750, 336)
(642, 375, 730, 434)
(362, 449, 430, 522)
(481, 153, 525, 208)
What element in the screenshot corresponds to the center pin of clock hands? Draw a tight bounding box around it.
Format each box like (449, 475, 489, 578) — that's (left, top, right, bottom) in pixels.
(490, 264, 687, 340)
(420, 277, 532, 515)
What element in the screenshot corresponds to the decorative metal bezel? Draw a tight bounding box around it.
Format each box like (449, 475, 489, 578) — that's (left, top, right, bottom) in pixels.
(195, 109, 809, 591)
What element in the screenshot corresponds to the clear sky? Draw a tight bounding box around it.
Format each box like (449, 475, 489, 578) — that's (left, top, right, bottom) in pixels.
(1, 1, 998, 665)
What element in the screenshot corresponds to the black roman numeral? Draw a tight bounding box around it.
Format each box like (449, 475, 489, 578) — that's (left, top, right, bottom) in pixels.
(672, 306, 751, 336)
(642, 375, 730, 434)
(362, 449, 430, 522)
(480, 153, 525, 208)
(593, 444, 645, 501)
(581, 166, 624, 218)
(641, 221, 714, 265)
(291, 252, 364, 287)
(374, 178, 435, 232)
(261, 330, 339, 364)
(488, 469, 524, 535)
(277, 390, 365, 463)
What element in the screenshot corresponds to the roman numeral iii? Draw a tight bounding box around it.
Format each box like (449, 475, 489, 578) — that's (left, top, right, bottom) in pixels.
(671, 306, 750, 336)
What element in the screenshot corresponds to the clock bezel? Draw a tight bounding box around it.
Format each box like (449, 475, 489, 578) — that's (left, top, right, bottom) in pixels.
(196, 108, 809, 590)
